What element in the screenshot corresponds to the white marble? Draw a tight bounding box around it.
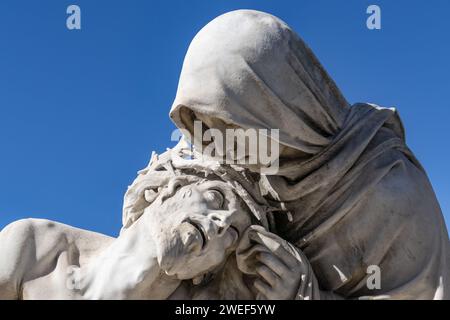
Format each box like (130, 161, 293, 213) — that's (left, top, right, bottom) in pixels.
(1, 9, 449, 300)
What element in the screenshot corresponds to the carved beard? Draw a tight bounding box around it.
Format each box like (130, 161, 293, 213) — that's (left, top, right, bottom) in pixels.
(157, 222, 203, 278)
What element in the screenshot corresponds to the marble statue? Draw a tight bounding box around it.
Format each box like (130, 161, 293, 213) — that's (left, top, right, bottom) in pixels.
(0, 144, 316, 299)
(1, 9, 449, 300)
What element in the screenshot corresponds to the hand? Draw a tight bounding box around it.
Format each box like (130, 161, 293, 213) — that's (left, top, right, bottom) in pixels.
(251, 240, 305, 300)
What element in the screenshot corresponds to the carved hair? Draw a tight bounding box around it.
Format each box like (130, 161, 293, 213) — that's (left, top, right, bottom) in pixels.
(121, 143, 278, 232)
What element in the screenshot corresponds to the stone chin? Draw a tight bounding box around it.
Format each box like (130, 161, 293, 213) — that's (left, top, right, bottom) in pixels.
(156, 222, 207, 279)
(157, 221, 234, 281)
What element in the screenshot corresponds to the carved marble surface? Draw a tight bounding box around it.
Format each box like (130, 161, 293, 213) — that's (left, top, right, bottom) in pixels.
(1, 10, 449, 300)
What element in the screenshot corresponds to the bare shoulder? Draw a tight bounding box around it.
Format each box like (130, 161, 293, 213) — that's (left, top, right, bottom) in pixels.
(1, 218, 115, 263)
(2, 218, 112, 241)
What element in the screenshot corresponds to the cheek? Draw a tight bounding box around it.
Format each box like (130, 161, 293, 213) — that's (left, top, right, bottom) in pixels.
(208, 228, 236, 250)
(232, 213, 252, 235)
(223, 230, 237, 248)
(189, 236, 231, 271)
(207, 234, 234, 261)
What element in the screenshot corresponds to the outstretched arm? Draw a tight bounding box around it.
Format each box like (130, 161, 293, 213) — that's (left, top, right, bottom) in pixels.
(0, 219, 36, 300)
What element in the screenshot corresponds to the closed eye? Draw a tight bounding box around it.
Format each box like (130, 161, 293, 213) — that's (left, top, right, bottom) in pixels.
(204, 189, 224, 210)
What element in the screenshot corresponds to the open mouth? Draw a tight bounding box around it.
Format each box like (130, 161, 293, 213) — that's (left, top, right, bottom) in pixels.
(185, 219, 208, 249)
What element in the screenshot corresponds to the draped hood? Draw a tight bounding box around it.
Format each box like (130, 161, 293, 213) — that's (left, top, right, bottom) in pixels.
(170, 9, 349, 154)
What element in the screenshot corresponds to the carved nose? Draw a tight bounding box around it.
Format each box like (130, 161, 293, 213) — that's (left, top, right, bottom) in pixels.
(208, 211, 233, 237)
(209, 212, 231, 237)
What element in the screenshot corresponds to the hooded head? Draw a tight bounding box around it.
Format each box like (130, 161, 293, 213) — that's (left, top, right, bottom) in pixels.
(170, 9, 349, 155)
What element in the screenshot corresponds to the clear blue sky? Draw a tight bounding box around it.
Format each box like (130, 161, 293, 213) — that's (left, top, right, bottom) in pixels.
(0, 0, 449, 237)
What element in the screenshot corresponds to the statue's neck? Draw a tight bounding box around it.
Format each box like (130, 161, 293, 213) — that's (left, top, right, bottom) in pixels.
(80, 216, 180, 299)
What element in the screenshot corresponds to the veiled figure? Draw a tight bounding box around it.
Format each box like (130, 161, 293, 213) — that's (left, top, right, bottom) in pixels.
(170, 9, 450, 299)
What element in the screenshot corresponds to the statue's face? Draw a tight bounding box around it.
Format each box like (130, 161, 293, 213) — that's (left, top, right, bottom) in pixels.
(144, 179, 252, 280)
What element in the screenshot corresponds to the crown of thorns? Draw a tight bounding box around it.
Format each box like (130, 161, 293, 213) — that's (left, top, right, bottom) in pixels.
(121, 141, 279, 231)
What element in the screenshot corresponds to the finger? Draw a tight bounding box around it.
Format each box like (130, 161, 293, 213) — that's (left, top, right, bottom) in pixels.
(254, 279, 271, 298)
(272, 245, 299, 269)
(256, 264, 279, 286)
(257, 252, 290, 277)
(250, 233, 299, 269)
(256, 292, 268, 300)
(249, 244, 270, 254)
(250, 239, 299, 269)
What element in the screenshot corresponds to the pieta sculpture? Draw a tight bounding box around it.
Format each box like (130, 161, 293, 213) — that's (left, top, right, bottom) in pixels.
(1, 9, 449, 300)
